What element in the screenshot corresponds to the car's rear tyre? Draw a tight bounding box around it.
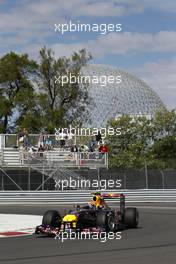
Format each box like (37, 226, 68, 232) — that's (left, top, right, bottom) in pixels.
(124, 207, 139, 228)
(42, 210, 62, 227)
(96, 211, 115, 231)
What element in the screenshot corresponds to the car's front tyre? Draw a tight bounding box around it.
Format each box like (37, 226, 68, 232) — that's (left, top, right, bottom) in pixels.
(42, 210, 62, 228)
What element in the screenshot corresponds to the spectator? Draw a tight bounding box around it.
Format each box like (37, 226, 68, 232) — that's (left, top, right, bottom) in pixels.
(23, 128, 29, 148)
(44, 136, 52, 150)
(99, 143, 108, 153)
(38, 144, 45, 157)
(96, 131, 102, 145)
(38, 133, 44, 148)
(59, 129, 68, 149)
(79, 145, 89, 152)
(71, 145, 78, 152)
(17, 129, 24, 148)
(88, 138, 97, 152)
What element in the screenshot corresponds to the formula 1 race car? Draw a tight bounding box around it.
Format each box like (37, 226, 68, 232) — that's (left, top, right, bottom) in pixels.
(35, 192, 139, 237)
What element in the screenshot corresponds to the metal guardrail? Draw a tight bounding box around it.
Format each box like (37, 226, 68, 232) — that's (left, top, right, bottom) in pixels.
(22, 151, 108, 168)
(1, 190, 176, 204)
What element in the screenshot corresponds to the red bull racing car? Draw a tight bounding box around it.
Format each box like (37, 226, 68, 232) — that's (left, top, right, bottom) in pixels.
(35, 192, 139, 237)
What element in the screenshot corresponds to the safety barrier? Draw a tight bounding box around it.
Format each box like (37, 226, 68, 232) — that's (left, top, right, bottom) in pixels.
(1, 190, 176, 204)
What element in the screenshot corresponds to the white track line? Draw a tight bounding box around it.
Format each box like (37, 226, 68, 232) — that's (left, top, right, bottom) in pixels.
(0, 214, 42, 237)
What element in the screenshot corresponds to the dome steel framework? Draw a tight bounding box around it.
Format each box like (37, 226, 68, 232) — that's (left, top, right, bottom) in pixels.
(82, 64, 165, 127)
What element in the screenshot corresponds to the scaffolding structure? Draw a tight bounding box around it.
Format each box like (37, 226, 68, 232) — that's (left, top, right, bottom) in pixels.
(0, 134, 108, 191)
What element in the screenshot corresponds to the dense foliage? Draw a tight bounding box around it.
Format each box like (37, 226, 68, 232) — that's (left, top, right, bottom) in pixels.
(0, 48, 92, 133)
(107, 110, 176, 169)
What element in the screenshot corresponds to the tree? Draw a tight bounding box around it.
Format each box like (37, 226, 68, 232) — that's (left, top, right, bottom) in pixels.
(106, 109, 176, 169)
(0, 52, 39, 133)
(153, 109, 176, 137)
(107, 115, 154, 168)
(0, 48, 92, 133)
(38, 47, 92, 132)
(149, 109, 176, 169)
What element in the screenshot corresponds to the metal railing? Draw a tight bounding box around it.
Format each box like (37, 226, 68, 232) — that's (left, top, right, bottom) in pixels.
(0, 134, 108, 168)
(21, 151, 108, 168)
(0, 134, 76, 149)
(0, 190, 176, 204)
(0, 148, 108, 168)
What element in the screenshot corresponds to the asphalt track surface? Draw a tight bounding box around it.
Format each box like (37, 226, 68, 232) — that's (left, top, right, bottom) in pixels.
(0, 204, 176, 264)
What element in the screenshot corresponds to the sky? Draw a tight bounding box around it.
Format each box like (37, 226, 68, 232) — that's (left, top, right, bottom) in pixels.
(0, 0, 175, 109)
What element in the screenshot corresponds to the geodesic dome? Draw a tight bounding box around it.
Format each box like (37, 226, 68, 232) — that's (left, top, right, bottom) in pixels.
(82, 64, 165, 127)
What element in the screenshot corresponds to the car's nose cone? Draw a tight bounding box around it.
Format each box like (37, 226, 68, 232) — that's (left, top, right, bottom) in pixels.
(63, 214, 77, 222)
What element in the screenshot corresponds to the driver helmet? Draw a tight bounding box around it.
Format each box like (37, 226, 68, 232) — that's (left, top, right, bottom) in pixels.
(90, 193, 104, 208)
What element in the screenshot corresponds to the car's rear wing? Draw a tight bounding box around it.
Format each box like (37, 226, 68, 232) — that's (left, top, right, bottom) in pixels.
(101, 193, 125, 199)
(102, 193, 125, 215)
(91, 192, 125, 215)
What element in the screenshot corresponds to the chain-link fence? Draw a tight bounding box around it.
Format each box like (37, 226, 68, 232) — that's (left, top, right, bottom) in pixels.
(0, 166, 176, 190)
(68, 168, 176, 190)
(0, 168, 55, 191)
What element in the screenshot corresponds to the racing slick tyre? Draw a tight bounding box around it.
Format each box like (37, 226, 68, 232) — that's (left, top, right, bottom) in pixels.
(124, 207, 139, 228)
(42, 210, 62, 228)
(96, 211, 115, 231)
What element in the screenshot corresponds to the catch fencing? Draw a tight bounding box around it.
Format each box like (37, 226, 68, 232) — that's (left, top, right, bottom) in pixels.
(68, 168, 176, 190)
(0, 167, 176, 191)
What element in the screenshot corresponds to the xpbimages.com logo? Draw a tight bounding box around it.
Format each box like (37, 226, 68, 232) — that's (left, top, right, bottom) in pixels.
(54, 21, 122, 35)
(55, 126, 122, 138)
(54, 73, 122, 87)
(55, 177, 122, 190)
(55, 230, 122, 243)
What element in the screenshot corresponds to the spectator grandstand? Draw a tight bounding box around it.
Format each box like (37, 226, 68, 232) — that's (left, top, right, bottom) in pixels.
(0, 133, 108, 191)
